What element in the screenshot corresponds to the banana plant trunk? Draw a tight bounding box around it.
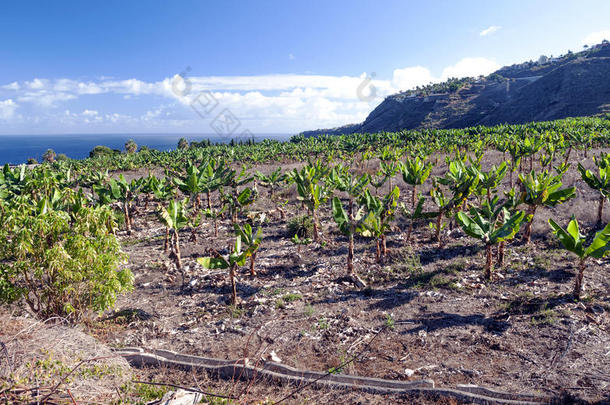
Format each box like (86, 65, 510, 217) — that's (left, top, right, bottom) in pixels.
(206, 191, 211, 210)
(524, 206, 537, 243)
(411, 185, 417, 209)
(250, 252, 257, 276)
(435, 211, 444, 246)
(347, 232, 354, 276)
(381, 234, 387, 257)
(484, 244, 493, 280)
(164, 226, 170, 253)
(173, 230, 182, 270)
(312, 209, 320, 241)
(597, 195, 605, 225)
(573, 258, 586, 299)
(563, 147, 572, 167)
(375, 238, 381, 263)
(497, 241, 505, 267)
(230, 263, 238, 305)
(124, 202, 132, 235)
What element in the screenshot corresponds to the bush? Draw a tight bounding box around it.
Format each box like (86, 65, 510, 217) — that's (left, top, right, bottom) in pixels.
(89, 145, 118, 159)
(177, 137, 189, 150)
(0, 205, 133, 321)
(42, 149, 56, 163)
(125, 139, 138, 154)
(56, 153, 69, 161)
(287, 214, 314, 238)
(27, 158, 38, 164)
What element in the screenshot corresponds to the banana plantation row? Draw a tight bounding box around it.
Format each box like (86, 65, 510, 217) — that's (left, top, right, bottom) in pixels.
(1, 115, 609, 321)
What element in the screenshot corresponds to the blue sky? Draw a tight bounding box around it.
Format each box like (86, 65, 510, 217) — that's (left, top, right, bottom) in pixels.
(1, 0, 609, 135)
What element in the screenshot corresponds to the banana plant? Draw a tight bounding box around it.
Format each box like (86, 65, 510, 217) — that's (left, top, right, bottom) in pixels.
(199, 158, 232, 209)
(93, 175, 141, 234)
(378, 160, 401, 194)
(288, 162, 330, 241)
(437, 159, 480, 214)
(221, 186, 256, 224)
(401, 156, 433, 210)
(255, 167, 288, 218)
(360, 186, 400, 261)
(475, 162, 507, 202)
(158, 199, 189, 279)
(197, 223, 262, 305)
(0, 164, 27, 198)
(456, 197, 525, 280)
(331, 196, 367, 287)
(255, 167, 286, 199)
(507, 142, 523, 187)
(577, 162, 610, 225)
(548, 217, 610, 299)
(291, 234, 312, 254)
(519, 170, 576, 243)
(173, 162, 204, 211)
(400, 193, 438, 242)
(519, 135, 544, 172)
(233, 223, 263, 276)
(202, 204, 226, 237)
(328, 165, 369, 217)
(429, 182, 452, 246)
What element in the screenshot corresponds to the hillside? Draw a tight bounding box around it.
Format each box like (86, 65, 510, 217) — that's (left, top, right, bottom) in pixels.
(302, 41, 610, 136)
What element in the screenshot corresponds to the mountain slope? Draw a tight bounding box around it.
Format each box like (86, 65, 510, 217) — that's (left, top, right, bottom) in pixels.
(302, 42, 610, 136)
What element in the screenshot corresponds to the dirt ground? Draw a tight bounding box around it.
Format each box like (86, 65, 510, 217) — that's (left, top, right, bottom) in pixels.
(82, 148, 610, 403)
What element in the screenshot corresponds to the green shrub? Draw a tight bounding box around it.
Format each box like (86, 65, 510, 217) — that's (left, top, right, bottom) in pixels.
(89, 145, 118, 159)
(287, 214, 314, 238)
(0, 205, 133, 321)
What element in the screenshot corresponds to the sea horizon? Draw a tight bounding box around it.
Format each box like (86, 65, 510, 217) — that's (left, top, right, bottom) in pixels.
(0, 132, 293, 165)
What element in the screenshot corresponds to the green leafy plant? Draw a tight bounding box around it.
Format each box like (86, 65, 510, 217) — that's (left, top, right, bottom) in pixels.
(158, 199, 189, 282)
(255, 167, 288, 218)
(291, 234, 312, 254)
(360, 186, 400, 261)
(234, 223, 263, 276)
(288, 162, 330, 241)
(577, 161, 610, 225)
(197, 224, 262, 305)
(519, 170, 575, 243)
(0, 204, 133, 321)
(456, 197, 525, 280)
(400, 193, 437, 242)
(548, 217, 610, 299)
(401, 155, 433, 209)
(93, 175, 142, 234)
(331, 194, 368, 288)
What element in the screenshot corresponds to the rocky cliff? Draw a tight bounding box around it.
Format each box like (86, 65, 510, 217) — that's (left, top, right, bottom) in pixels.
(302, 42, 610, 136)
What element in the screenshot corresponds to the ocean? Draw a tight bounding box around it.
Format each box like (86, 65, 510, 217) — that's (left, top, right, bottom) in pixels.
(0, 133, 292, 165)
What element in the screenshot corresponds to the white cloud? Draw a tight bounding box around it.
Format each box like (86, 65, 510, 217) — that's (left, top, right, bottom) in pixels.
(0, 99, 18, 120)
(0, 55, 502, 132)
(480, 26, 501, 36)
(582, 30, 610, 46)
(441, 57, 500, 79)
(288, 53, 295, 60)
(392, 66, 437, 91)
(2, 82, 19, 91)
